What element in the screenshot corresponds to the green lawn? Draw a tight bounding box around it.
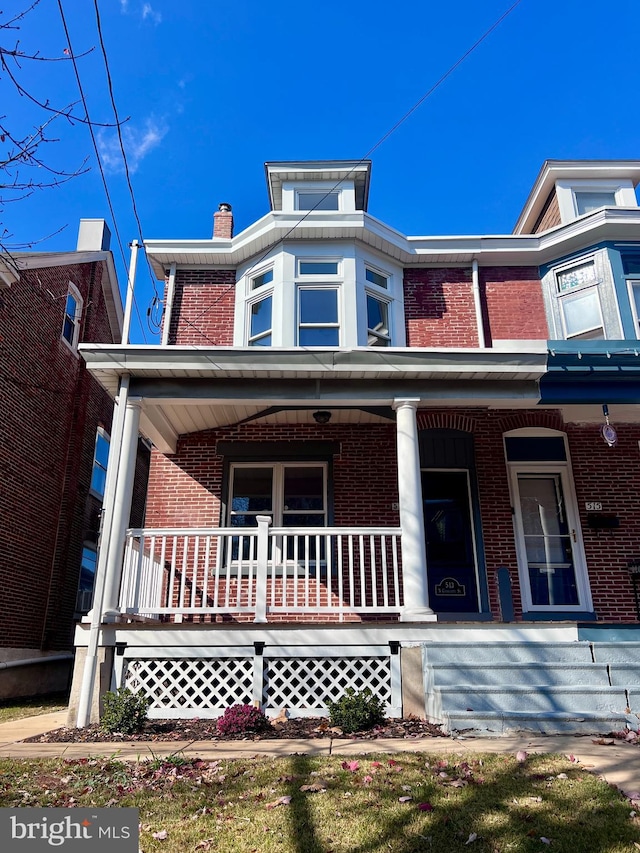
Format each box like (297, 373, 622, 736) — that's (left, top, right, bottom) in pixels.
(0, 694, 67, 724)
(0, 751, 637, 852)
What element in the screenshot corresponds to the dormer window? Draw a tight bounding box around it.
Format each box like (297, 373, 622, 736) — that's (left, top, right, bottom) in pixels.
(574, 191, 617, 215)
(556, 179, 637, 224)
(296, 190, 340, 211)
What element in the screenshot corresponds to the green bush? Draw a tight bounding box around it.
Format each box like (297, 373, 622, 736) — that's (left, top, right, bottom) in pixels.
(100, 687, 149, 734)
(327, 688, 386, 734)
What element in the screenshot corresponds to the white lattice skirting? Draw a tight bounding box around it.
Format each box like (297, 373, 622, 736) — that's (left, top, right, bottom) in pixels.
(117, 646, 402, 719)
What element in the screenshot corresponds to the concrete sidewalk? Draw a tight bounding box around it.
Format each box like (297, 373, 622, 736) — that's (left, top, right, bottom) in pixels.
(1, 712, 639, 799)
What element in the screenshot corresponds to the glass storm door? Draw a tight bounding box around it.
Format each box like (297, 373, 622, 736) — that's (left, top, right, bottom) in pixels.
(422, 470, 480, 613)
(512, 472, 581, 609)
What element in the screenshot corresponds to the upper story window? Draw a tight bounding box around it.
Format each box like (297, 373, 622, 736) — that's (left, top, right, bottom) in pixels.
(624, 254, 640, 338)
(296, 190, 340, 211)
(235, 245, 405, 348)
(90, 427, 110, 499)
(62, 282, 83, 351)
(555, 258, 604, 340)
(542, 249, 623, 341)
(556, 179, 637, 224)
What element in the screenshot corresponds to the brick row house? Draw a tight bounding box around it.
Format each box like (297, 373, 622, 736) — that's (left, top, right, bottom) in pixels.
(0, 221, 149, 699)
(71, 161, 640, 733)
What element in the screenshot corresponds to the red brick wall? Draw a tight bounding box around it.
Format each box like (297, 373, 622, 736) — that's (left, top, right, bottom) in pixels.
(145, 411, 640, 624)
(0, 261, 119, 650)
(482, 267, 547, 343)
(168, 269, 236, 345)
(403, 267, 547, 347)
(404, 268, 478, 347)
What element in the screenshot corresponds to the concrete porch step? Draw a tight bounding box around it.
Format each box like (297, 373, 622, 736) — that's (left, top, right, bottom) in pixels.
(444, 710, 630, 736)
(592, 642, 640, 664)
(436, 685, 628, 716)
(424, 642, 593, 666)
(428, 662, 609, 688)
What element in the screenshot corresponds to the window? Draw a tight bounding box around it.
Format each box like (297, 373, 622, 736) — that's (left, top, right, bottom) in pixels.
(624, 255, 640, 338)
(555, 259, 604, 340)
(252, 268, 273, 290)
(229, 463, 327, 563)
(575, 191, 617, 215)
(365, 267, 388, 289)
(90, 428, 110, 498)
(296, 190, 339, 211)
(61, 282, 82, 350)
(366, 294, 390, 346)
(76, 545, 97, 613)
(248, 295, 272, 346)
(299, 260, 339, 276)
(298, 288, 339, 345)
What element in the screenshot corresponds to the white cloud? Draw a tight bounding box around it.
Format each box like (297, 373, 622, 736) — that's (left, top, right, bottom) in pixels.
(119, 0, 129, 11)
(142, 3, 162, 24)
(98, 116, 168, 175)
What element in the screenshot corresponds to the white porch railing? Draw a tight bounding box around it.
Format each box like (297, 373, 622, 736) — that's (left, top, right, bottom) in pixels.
(119, 519, 403, 622)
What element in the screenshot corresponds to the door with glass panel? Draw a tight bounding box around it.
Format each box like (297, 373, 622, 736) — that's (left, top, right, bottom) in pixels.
(511, 470, 585, 611)
(228, 463, 327, 564)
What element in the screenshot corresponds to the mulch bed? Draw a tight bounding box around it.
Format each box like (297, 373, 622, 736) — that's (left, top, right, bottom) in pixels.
(24, 716, 447, 744)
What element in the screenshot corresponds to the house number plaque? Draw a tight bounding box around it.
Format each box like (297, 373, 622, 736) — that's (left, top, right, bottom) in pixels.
(435, 578, 466, 597)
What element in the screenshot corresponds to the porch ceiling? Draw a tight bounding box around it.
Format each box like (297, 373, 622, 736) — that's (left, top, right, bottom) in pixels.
(79, 344, 548, 453)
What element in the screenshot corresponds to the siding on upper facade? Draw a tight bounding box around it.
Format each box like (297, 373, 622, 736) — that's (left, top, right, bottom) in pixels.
(532, 190, 562, 233)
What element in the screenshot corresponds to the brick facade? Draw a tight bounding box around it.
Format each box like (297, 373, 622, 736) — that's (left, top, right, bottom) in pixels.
(168, 269, 236, 345)
(144, 410, 640, 623)
(0, 259, 149, 654)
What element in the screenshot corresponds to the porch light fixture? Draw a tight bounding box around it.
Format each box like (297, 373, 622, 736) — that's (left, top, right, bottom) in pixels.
(601, 404, 618, 447)
(313, 410, 331, 425)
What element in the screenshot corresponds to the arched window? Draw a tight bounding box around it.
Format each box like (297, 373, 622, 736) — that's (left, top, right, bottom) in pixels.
(61, 282, 83, 351)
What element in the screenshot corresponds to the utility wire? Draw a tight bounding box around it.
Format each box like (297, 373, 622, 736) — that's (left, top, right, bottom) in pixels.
(91, 0, 163, 336)
(181, 0, 524, 341)
(56, 0, 148, 344)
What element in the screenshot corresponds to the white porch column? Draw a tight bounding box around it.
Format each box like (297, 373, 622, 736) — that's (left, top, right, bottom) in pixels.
(102, 396, 143, 615)
(393, 399, 435, 621)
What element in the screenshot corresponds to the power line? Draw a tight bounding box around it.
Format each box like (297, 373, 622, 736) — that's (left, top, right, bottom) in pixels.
(56, 0, 148, 344)
(181, 0, 525, 339)
(91, 0, 163, 336)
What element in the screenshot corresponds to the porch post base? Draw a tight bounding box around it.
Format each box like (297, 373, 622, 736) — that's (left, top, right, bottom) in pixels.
(400, 606, 438, 623)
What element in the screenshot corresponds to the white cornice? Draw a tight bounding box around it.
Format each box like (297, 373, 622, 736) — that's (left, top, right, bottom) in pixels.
(144, 208, 640, 276)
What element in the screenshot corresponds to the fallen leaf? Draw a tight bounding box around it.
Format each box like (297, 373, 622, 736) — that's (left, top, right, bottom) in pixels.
(540, 837, 552, 845)
(465, 832, 478, 844)
(556, 773, 568, 780)
(341, 761, 359, 772)
(398, 796, 413, 803)
(152, 830, 168, 840)
(300, 783, 326, 793)
(567, 754, 577, 763)
(516, 751, 528, 762)
(449, 779, 468, 788)
(266, 796, 292, 810)
(363, 775, 373, 784)
(418, 802, 433, 812)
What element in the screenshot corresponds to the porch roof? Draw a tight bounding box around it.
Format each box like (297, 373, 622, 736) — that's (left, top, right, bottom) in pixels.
(80, 345, 547, 453)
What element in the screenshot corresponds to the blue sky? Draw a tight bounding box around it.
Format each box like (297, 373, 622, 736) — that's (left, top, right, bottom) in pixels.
(3, 0, 640, 342)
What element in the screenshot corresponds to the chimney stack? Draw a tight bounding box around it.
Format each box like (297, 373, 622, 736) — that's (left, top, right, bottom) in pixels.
(213, 202, 234, 239)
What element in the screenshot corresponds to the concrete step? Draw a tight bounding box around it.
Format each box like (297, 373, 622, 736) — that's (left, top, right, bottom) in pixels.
(436, 685, 628, 716)
(592, 642, 640, 665)
(424, 642, 593, 666)
(428, 662, 609, 688)
(443, 710, 630, 737)
(608, 665, 640, 687)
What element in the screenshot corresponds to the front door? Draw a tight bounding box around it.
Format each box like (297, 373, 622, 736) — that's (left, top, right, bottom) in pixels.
(422, 470, 480, 613)
(510, 469, 586, 612)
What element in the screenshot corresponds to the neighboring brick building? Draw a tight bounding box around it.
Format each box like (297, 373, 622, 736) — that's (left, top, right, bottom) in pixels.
(71, 160, 640, 731)
(0, 220, 149, 698)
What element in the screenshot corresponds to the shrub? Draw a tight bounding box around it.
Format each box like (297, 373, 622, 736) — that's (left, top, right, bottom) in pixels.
(217, 704, 270, 736)
(100, 687, 149, 735)
(327, 688, 385, 734)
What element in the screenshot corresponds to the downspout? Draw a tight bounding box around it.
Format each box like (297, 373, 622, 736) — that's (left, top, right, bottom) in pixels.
(121, 241, 139, 345)
(472, 259, 486, 348)
(161, 263, 176, 346)
(75, 375, 130, 727)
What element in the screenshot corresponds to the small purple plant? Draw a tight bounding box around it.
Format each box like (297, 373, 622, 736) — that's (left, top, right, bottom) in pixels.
(216, 703, 270, 736)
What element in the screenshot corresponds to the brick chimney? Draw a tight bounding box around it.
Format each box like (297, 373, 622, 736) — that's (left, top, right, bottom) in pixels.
(213, 202, 234, 239)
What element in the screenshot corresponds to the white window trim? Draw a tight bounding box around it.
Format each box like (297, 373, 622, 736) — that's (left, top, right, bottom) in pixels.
(251, 264, 275, 291)
(628, 280, 640, 340)
(297, 284, 341, 347)
(228, 462, 328, 528)
(281, 180, 356, 213)
(365, 289, 392, 346)
(558, 284, 605, 340)
(556, 178, 637, 224)
(247, 289, 274, 346)
(297, 258, 342, 277)
(553, 256, 605, 340)
(503, 428, 593, 614)
(61, 281, 83, 353)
